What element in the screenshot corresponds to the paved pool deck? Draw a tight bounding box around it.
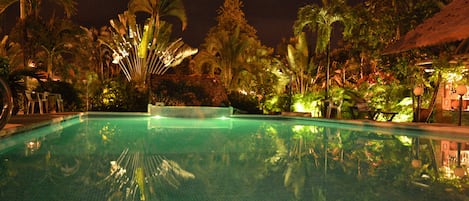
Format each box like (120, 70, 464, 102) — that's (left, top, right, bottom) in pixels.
(0, 112, 82, 137)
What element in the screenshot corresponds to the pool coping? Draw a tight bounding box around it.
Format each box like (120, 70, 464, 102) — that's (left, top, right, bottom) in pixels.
(235, 114, 469, 139)
(315, 117, 469, 136)
(0, 112, 83, 138)
(1, 112, 469, 139)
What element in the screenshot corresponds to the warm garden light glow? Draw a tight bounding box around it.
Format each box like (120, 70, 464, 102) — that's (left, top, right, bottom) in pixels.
(292, 100, 321, 117)
(151, 115, 164, 119)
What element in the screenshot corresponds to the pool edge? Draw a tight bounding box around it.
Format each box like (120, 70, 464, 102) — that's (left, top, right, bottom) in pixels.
(281, 115, 469, 139)
(2, 112, 469, 139)
(234, 114, 469, 138)
(0, 112, 83, 138)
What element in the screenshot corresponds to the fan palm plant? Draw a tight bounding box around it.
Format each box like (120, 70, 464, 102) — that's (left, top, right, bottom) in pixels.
(105, 0, 196, 90)
(104, 11, 197, 89)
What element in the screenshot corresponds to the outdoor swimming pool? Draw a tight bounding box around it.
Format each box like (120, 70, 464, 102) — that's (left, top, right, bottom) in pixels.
(1, 113, 469, 201)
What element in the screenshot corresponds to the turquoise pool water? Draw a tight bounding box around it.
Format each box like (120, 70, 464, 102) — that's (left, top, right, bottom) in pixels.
(1, 114, 469, 201)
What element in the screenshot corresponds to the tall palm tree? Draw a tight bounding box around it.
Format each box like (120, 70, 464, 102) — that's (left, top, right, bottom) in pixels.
(7, 16, 84, 80)
(194, 0, 269, 92)
(0, 0, 76, 18)
(0, 0, 76, 74)
(293, 0, 354, 101)
(34, 17, 83, 79)
(197, 27, 250, 90)
(127, 0, 187, 30)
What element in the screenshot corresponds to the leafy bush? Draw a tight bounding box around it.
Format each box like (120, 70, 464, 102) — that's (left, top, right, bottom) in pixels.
(150, 75, 229, 107)
(262, 94, 290, 114)
(45, 81, 82, 111)
(92, 79, 127, 111)
(90, 79, 147, 112)
(228, 91, 262, 114)
(153, 79, 208, 106)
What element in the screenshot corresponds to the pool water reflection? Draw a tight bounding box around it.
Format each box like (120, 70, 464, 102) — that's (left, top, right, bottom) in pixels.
(0, 115, 469, 201)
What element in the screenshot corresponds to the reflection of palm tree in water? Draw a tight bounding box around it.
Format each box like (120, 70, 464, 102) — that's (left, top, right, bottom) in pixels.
(101, 148, 195, 201)
(269, 126, 338, 201)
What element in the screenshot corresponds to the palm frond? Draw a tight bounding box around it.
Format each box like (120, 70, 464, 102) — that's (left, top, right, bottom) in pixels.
(0, 0, 17, 16)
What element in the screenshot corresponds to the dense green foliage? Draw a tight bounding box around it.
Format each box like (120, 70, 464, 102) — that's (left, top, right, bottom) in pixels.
(89, 78, 147, 112)
(0, 0, 466, 117)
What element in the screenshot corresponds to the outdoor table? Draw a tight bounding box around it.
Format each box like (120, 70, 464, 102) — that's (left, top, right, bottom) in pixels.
(378, 111, 398, 121)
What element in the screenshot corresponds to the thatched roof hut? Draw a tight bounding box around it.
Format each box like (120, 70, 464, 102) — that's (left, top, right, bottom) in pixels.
(383, 0, 469, 55)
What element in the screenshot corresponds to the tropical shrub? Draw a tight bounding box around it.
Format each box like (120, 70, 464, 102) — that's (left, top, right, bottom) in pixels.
(228, 91, 262, 114)
(45, 81, 82, 112)
(261, 94, 290, 114)
(90, 79, 125, 111)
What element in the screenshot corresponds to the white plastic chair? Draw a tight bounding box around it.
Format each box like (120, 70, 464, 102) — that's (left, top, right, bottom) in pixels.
(56, 94, 64, 112)
(37, 92, 49, 114)
(326, 99, 343, 119)
(25, 90, 38, 114)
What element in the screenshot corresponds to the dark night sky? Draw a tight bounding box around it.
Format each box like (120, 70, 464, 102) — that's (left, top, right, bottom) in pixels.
(72, 0, 319, 47)
(2, 0, 323, 47)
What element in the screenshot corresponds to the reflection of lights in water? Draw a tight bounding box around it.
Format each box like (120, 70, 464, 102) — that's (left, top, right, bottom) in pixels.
(25, 140, 41, 156)
(439, 141, 469, 179)
(60, 158, 81, 177)
(100, 148, 195, 201)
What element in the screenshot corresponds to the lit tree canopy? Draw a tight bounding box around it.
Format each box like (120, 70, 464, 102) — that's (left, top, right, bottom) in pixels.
(195, 0, 275, 92)
(293, 0, 354, 54)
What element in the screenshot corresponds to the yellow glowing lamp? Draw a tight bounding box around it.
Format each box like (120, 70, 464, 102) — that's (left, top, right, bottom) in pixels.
(413, 86, 424, 96)
(411, 159, 421, 168)
(456, 85, 467, 96)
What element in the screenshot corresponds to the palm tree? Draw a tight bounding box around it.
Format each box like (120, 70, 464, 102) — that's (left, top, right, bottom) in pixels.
(0, 36, 22, 69)
(34, 18, 84, 79)
(0, 0, 77, 74)
(127, 0, 187, 31)
(196, 27, 250, 90)
(81, 26, 119, 80)
(293, 0, 354, 102)
(194, 0, 269, 92)
(0, 0, 76, 19)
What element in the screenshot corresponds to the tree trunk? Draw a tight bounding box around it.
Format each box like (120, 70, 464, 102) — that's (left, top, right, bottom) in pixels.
(425, 73, 442, 122)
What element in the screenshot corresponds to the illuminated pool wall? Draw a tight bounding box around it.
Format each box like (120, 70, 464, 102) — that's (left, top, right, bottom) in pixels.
(148, 104, 233, 118)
